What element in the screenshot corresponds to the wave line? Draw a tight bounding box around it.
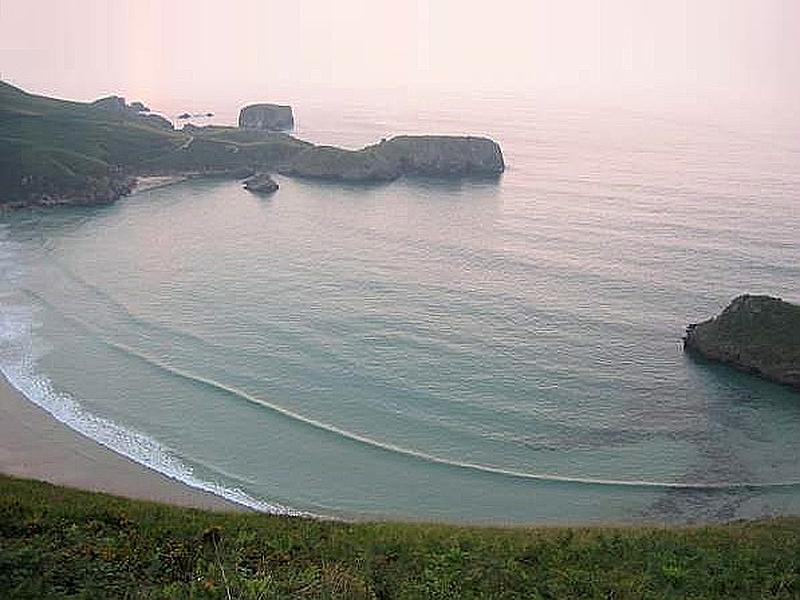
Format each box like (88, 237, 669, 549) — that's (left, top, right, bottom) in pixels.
(105, 338, 800, 492)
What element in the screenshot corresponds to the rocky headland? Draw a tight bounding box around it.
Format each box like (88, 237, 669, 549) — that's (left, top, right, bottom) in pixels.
(684, 294, 800, 390)
(0, 81, 505, 209)
(279, 146, 397, 182)
(280, 135, 505, 182)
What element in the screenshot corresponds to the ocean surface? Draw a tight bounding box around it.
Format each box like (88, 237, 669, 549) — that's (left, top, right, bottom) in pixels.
(2, 92, 800, 523)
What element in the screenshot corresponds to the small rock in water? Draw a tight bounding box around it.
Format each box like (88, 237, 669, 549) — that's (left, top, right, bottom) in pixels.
(243, 173, 279, 195)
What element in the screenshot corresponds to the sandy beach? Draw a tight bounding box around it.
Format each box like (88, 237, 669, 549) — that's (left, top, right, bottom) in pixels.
(0, 371, 243, 512)
(132, 175, 188, 194)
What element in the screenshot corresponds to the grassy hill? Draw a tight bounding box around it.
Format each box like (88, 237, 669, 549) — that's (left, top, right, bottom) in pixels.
(2, 475, 800, 598)
(0, 81, 182, 206)
(0, 82, 308, 208)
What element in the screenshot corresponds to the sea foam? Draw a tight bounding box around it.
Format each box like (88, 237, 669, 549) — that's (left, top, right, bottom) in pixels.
(0, 294, 308, 517)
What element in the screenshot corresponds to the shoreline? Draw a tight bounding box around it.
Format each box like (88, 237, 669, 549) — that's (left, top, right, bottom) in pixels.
(0, 370, 245, 512)
(131, 175, 189, 195)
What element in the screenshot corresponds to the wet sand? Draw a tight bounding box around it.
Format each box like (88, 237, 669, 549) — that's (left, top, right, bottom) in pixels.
(0, 371, 244, 512)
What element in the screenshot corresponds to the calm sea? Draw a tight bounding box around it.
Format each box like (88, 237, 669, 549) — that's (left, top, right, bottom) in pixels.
(2, 91, 800, 523)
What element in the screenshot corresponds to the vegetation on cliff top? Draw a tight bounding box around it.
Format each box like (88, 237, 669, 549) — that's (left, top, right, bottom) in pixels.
(2, 475, 800, 598)
(0, 81, 505, 208)
(0, 81, 308, 207)
(279, 136, 505, 183)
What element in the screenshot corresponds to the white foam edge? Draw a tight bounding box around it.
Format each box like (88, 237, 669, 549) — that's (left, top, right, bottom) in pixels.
(0, 361, 312, 518)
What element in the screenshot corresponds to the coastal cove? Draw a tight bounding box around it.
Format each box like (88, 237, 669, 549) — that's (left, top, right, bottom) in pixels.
(1, 92, 800, 524)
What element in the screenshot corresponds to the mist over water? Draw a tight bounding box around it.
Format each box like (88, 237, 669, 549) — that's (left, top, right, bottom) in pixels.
(2, 92, 800, 523)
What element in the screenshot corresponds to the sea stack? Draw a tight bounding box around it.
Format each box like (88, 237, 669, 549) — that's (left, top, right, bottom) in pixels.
(684, 295, 800, 390)
(243, 173, 279, 194)
(239, 103, 294, 131)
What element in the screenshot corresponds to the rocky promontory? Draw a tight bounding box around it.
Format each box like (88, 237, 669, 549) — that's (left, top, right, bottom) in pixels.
(0, 81, 505, 210)
(377, 136, 505, 177)
(279, 146, 397, 182)
(239, 103, 294, 131)
(280, 135, 505, 182)
(684, 295, 800, 390)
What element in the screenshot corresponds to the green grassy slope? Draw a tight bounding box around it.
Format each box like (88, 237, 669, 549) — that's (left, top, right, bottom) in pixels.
(0, 81, 184, 206)
(146, 127, 310, 174)
(0, 82, 309, 207)
(2, 475, 800, 599)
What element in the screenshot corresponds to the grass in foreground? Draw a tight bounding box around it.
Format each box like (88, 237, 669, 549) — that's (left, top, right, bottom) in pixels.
(1, 475, 800, 599)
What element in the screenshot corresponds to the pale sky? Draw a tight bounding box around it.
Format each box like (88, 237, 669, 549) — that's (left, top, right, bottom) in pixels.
(1, 0, 798, 106)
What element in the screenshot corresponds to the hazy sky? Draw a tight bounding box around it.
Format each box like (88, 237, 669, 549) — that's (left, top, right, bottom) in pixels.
(1, 0, 798, 106)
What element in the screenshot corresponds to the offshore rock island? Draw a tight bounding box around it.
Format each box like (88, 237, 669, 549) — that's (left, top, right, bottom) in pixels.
(0, 81, 504, 209)
(239, 103, 294, 131)
(684, 294, 800, 391)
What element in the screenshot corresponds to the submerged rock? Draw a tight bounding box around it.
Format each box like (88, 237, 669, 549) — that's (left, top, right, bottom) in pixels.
(243, 173, 279, 194)
(684, 295, 800, 390)
(239, 103, 294, 131)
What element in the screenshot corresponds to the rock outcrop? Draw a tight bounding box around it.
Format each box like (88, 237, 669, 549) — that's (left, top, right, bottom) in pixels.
(279, 146, 397, 182)
(239, 104, 294, 131)
(376, 136, 505, 177)
(90, 96, 128, 113)
(90, 96, 155, 117)
(138, 113, 174, 130)
(279, 135, 505, 182)
(243, 173, 279, 194)
(684, 295, 800, 390)
(2, 173, 136, 211)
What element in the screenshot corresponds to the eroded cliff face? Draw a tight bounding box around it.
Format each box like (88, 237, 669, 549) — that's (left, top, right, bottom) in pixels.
(279, 135, 505, 182)
(2, 174, 135, 211)
(684, 295, 800, 390)
(239, 104, 294, 131)
(376, 136, 505, 177)
(279, 146, 397, 182)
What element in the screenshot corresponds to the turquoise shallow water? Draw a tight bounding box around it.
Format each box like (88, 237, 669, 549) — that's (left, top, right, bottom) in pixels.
(2, 94, 800, 523)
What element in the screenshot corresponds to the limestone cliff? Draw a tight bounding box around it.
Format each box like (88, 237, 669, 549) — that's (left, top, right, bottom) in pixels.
(279, 146, 397, 182)
(280, 135, 505, 182)
(684, 295, 800, 390)
(376, 136, 505, 177)
(239, 104, 294, 131)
